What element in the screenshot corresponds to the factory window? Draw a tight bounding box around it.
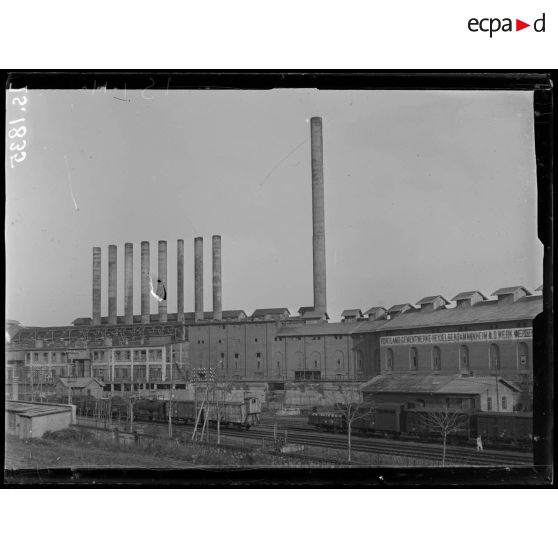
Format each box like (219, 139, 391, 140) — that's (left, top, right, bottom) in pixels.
(490, 344, 500, 370)
(274, 337, 280, 342)
(34, 353, 38, 361)
(518, 342, 529, 368)
(256, 352, 261, 358)
(409, 347, 418, 371)
(487, 397, 493, 411)
(235, 353, 239, 359)
(502, 396, 508, 410)
(416, 399, 426, 408)
(355, 350, 363, 371)
(220, 352, 225, 359)
(374, 349, 381, 371)
(335, 351, 344, 370)
(385, 349, 394, 371)
(460, 345, 470, 370)
(257, 361, 261, 369)
(218, 339, 222, 344)
(255, 338, 258, 343)
(432, 346, 441, 371)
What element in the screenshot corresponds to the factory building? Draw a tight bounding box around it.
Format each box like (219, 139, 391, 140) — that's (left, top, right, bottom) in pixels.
(4, 117, 542, 411)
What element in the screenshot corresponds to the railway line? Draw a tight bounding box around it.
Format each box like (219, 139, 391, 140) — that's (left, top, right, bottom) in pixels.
(76, 415, 533, 467)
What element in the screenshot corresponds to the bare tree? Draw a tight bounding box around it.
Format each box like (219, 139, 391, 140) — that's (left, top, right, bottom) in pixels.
(327, 386, 375, 464)
(416, 408, 470, 467)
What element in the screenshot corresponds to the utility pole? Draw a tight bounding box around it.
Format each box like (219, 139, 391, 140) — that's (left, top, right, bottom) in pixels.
(168, 347, 173, 439)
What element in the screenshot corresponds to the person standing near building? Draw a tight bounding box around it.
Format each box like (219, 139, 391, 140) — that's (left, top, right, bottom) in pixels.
(476, 434, 484, 452)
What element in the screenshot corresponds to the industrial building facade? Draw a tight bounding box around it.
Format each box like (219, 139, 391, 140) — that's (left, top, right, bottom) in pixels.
(4, 116, 542, 410)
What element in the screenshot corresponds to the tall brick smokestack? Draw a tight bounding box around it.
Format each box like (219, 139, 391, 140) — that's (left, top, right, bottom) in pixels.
(194, 237, 204, 322)
(158, 240, 167, 323)
(212, 235, 222, 321)
(311, 116, 327, 316)
(124, 243, 133, 324)
(108, 244, 117, 325)
(177, 239, 184, 321)
(141, 241, 150, 323)
(92, 247, 101, 326)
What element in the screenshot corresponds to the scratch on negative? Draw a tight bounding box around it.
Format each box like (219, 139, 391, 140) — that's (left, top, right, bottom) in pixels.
(259, 137, 309, 188)
(64, 154, 79, 211)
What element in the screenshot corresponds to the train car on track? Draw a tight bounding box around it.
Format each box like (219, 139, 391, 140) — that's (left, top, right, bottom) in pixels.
(308, 410, 345, 433)
(309, 404, 532, 451)
(477, 412, 532, 449)
(403, 409, 476, 444)
(169, 398, 260, 430)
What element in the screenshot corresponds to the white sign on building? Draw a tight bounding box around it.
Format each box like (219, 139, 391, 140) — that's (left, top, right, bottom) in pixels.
(380, 327, 532, 346)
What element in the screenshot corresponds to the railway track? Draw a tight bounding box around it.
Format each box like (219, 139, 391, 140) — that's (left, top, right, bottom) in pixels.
(76, 416, 533, 467)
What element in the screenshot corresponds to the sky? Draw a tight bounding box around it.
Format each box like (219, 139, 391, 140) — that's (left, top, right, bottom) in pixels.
(5, 87, 542, 327)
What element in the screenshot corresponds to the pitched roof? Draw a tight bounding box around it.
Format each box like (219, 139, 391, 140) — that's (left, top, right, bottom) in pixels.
(416, 295, 450, 306)
(6, 400, 74, 417)
(222, 310, 247, 319)
(388, 303, 414, 313)
(452, 291, 488, 301)
(277, 321, 357, 337)
(364, 306, 387, 314)
(491, 286, 532, 297)
(361, 374, 458, 393)
(57, 377, 105, 388)
(251, 308, 290, 318)
(374, 294, 541, 332)
(301, 311, 329, 320)
(298, 306, 314, 315)
(361, 374, 518, 395)
(341, 309, 363, 317)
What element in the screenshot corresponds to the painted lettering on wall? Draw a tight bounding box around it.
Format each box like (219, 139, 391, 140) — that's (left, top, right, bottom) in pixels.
(380, 328, 532, 346)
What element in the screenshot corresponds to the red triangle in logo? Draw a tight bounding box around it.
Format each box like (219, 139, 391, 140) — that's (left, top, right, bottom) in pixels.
(516, 19, 530, 31)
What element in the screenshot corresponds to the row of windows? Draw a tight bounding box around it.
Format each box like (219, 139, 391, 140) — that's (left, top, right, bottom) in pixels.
(92, 350, 163, 362)
(383, 343, 529, 372)
(26, 352, 69, 364)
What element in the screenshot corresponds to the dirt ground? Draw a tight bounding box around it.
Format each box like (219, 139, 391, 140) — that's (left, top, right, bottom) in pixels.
(5, 435, 196, 470)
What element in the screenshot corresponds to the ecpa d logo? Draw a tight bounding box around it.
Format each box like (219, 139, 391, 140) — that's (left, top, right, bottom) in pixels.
(468, 13, 546, 37)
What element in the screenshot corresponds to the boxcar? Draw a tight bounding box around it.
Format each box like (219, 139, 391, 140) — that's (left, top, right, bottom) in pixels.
(403, 409, 475, 444)
(476, 412, 532, 449)
(135, 399, 166, 421)
(308, 411, 345, 432)
(373, 404, 404, 436)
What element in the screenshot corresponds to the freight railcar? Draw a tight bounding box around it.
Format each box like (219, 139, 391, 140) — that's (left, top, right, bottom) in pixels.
(169, 398, 261, 430)
(309, 405, 532, 451)
(403, 409, 476, 444)
(476, 412, 532, 449)
(308, 411, 345, 432)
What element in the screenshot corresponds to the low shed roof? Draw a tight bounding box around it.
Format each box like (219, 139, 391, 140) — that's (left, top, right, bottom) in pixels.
(6, 400, 73, 418)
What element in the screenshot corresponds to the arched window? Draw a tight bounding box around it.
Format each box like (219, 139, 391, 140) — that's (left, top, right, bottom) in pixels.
(373, 349, 381, 371)
(409, 347, 418, 371)
(518, 342, 529, 369)
(309, 351, 321, 370)
(459, 345, 469, 370)
(432, 346, 441, 371)
(385, 349, 394, 371)
(335, 350, 344, 371)
(490, 344, 500, 370)
(274, 352, 283, 373)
